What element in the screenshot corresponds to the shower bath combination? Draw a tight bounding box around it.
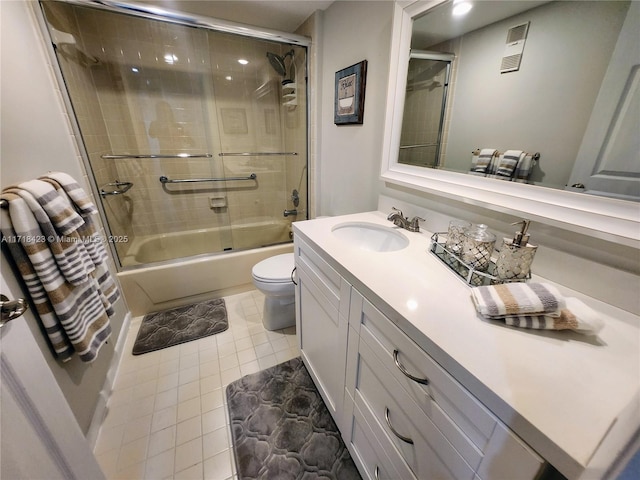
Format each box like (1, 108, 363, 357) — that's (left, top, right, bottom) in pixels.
(39, 0, 309, 271)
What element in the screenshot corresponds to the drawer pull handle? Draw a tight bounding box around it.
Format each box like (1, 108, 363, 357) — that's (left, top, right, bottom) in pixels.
(393, 349, 429, 385)
(374, 465, 380, 480)
(384, 407, 414, 444)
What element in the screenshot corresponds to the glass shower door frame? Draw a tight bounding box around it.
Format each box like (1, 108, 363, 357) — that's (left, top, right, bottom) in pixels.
(404, 50, 455, 168)
(34, 0, 311, 270)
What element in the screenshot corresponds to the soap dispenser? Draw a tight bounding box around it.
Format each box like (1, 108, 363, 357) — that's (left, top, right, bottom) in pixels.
(495, 220, 538, 280)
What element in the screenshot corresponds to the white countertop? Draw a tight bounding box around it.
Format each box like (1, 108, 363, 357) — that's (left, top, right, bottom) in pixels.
(293, 211, 640, 479)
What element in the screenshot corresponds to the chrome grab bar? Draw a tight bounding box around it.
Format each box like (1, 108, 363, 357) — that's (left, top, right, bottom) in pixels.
(393, 349, 429, 385)
(100, 181, 133, 197)
(159, 173, 257, 184)
(101, 153, 213, 159)
(218, 152, 298, 156)
(384, 407, 414, 444)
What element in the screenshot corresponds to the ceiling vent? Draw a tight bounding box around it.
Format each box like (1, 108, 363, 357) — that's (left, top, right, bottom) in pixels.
(500, 22, 530, 73)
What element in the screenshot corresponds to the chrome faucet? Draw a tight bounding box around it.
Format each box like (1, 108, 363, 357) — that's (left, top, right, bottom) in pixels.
(387, 207, 424, 232)
(283, 209, 298, 217)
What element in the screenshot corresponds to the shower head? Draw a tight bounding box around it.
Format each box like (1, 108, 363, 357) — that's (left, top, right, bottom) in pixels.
(266, 50, 294, 77)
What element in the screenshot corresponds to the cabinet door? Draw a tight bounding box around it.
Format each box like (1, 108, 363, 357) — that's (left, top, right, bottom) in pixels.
(295, 237, 350, 424)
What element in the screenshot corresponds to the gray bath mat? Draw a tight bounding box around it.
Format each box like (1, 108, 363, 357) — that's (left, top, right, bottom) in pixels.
(226, 357, 361, 480)
(132, 298, 228, 355)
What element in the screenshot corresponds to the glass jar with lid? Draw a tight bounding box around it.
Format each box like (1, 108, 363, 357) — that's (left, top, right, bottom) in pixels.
(461, 224, 496, 272)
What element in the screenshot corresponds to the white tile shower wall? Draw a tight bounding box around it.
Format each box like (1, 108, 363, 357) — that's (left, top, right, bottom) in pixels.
(94, 289, 299, 479)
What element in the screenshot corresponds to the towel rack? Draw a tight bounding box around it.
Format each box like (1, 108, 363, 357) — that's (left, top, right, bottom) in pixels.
(400, 143, 439, 150)
(471, 149, 540, 161)
(101, 153, 213, 159)
(218, 152, 298, 157)
(159, 173, 257, 184)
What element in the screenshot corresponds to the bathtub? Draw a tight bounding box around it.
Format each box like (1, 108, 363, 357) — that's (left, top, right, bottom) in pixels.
(117, 221, 293, 316)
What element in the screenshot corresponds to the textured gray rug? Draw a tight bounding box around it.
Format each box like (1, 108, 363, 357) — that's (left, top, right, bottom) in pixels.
(226, 357, 361, 480)
(132, 298, 228, 355)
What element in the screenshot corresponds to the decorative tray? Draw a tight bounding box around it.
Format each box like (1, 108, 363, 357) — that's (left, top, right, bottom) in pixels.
(429, 232, 529, 287)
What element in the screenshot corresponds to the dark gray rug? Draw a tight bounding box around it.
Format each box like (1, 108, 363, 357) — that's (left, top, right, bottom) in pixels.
(226, 357, 362, 480)
(132, 298, 228, 355)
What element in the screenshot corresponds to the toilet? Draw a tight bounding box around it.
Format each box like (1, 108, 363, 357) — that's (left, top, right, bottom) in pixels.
(251, 253, 296, 331)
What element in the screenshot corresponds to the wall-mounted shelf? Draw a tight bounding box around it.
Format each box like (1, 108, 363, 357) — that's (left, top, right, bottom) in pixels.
(282, 82, 297, 106)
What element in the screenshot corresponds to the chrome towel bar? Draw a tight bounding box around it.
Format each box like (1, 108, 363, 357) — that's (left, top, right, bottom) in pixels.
(218, 152, 298, 156)
(159, 173, 257, 184)
(101, 153, 213, 159)
(399, 143, 438, 149)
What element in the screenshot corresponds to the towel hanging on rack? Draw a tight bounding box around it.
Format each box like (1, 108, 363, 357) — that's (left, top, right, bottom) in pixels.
(470, 149, 539, 182)
(488, 150, 526, 179)
(0, 173, 119, 363)
(469, 148, 498, 176)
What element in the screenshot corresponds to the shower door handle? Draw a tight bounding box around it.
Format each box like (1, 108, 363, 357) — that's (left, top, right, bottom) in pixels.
(1, 294, 28, 327)
(100, 181, 133, 196)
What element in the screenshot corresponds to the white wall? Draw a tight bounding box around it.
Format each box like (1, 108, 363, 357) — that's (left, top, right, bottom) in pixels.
(443, 0, 628, 187)
(0, 0, 129, 434)
(317, 0, 394, 216)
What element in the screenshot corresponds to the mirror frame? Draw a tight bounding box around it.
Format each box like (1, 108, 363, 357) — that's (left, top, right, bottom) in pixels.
(381, 0, 639, 248)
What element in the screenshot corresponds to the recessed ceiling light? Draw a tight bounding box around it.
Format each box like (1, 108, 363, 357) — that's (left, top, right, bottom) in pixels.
(452, 0, 473, 16)
(238, 58, 249, 65)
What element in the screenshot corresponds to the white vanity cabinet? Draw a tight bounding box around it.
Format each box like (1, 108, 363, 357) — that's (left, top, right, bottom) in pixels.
(344, 289, 545, 480)
(294, 235, 351, 428)
(293, 212, 640, 480)
(294, 231, 545, 480)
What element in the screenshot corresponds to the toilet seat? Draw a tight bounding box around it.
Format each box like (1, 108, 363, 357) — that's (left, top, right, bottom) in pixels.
(252, 253, 294, 283)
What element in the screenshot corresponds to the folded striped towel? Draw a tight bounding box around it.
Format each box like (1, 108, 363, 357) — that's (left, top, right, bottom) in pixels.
(491, 150, 525, 179)
(504, 298, 604, 335)
(470, 148, 498, 175)
(471, 282, 565, 318)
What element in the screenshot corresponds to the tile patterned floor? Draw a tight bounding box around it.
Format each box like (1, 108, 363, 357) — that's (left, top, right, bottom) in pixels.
(94, 289, 299, 480)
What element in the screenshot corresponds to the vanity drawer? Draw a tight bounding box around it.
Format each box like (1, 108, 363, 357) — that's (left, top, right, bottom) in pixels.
(295, 236, 344, 314)
(349, 400, 416, 480)
(355, 338, 477, 480)
(360, 298, 497, 451)
(358, 298, 544, 480)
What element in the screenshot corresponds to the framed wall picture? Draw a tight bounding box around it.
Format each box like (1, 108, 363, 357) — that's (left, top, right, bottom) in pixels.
(334, 60, 367, 125)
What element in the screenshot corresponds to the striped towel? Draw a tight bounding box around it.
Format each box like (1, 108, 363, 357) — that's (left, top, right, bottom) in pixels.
(489, 150, 525, 179)
(512, 153, 535, 183)
(470, 282, 565, 318)
(504, 298, 604, 335)
(470, 148, 498, 176)
(4, 180, 95, 286)
(0, 178, 119, 363)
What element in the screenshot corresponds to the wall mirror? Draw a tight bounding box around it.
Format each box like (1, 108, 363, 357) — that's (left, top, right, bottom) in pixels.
(381, 0, 639, 247)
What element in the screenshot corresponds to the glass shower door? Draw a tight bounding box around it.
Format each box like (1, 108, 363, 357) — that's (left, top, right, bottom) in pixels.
(399, 52, 454, 168)
(207, 31, 307, 251)
(41, 1, 307, 268)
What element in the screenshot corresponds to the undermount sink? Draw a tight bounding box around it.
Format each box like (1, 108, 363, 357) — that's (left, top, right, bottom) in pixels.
(331, 222, 409, 252)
